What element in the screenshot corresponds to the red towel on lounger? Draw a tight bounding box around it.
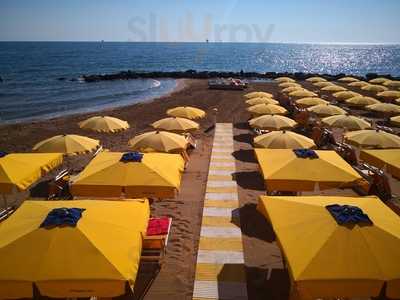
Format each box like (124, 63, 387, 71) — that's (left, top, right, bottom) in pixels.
(146, 217, 170, 236)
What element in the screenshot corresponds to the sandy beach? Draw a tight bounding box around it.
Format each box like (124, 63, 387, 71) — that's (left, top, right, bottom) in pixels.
(1, 79, 399, 300)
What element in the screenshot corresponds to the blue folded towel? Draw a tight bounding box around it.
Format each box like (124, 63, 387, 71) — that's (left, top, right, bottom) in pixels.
(120, 151, 143, 162)
(0, 151, 8, 158)
(293, 148, 318, 159)
(326, 204, 372, 225)
(40, 208, 86, 228)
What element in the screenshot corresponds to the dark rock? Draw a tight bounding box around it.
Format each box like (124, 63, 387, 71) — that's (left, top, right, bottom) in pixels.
(75, 70, 397, 83)
(57, 77, 67, 81)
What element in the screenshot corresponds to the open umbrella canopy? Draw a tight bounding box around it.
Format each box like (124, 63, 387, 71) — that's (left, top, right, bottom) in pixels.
(78, 116, 129, 133)
(313, 81, 334, 88)
(278, 82, 301, 89)
(288, 90, 318, 98)
(281, 86, 306, 94)
(366, 103, 400, 115)
(151, 117, 199, 133)
(247, 103, 288, 116)
(345, 130, 400, 149)
(166, 106, 205, 119)
(332, 91, 360, 101)
(307, 104, 347, 117)
(33, 135, 100, 155)
(321, 85, 347, 92)
(128, 131, 188, 153)
(257, 195, 400, 299)
(345, 96, 381, 107)
(254, 131, 315, 149)
(369, 77, 391, 84)
(249, 115, 297, 130)
(244, 91, 273, 99)
(0, 153, 63, 193)
(362, 84, 389, 93)
(295, 97, 329, 108)
(338, 76, 359, 83)
(255, 149, 363, 192)
(274, 77, 295, 83)
(322, 115, 371, 131)
(383, 80, 400, 89)
(376, 90, 400, 101)
(348, 81, 370, 88)
(71, 152, 184, 198)
(306, 77, 327, 83)
(390, 115, 400, 126)
(360, 149, 400, 178)
(245, 97, 279, 106)
(0, 199, 150, 299)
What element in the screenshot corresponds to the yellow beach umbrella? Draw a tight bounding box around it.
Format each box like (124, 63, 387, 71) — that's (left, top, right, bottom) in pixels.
(128, 131, 188, 153)
(306, 77, 327, 83)
(307, 104, 347, 117)
(322, 115, 371, 131)
(166, 106, 205, 119)
(362, 84, 389, 93)
(244, 91, 273, 99)
(274, 77, 295, 83)
(245, 97, 279, 106)
(278, 82, 301, 89)
(360, 149, 400, 178)
(369, 77, 390, 84)
(345, 129, 400, 149)
(151, 117, 199, 133)
(321, 85, 347, 92)
(71, 152, 184, 198)
(247, 103, 288, 116)
(348, 81, 370, 88)
(366, 103, 400, 115)
(345, 96, 381, 107)
(390, 115, 400, 126)
(383, 80, 400, 89)
(338, 76, 359, 83)
(249, 115, 297, 130)
(281, 86, 306, 94)
(78, 116, 129, 133)
(33, 135, 100, 155)
(0, 199, 150, 299)
(0, 153, 63, 193)
(288, 90, 318, 98)
(254, 149, 363, 191)
(332, 91, 360, 101)
(313, 81, 334, 88)
(254, 131, 315, 149)
(377, 90, 400, 101)
(257, 195, 400, 299)
(295, 97, 329, 108)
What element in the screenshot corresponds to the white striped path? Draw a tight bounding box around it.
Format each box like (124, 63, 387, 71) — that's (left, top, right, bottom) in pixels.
(192, 123, 248, 300)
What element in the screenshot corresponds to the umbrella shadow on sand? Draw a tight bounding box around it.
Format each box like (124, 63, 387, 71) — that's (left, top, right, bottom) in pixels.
(233, 133, 253, 144)
(245, 266, 290, 300)
(236, 203, 276, 243)
(232, 171, 264, 190)
(231, 150, 257, 163)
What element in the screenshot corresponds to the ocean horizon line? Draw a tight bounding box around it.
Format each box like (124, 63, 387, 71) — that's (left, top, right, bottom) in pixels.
(1, 40, 400, 46)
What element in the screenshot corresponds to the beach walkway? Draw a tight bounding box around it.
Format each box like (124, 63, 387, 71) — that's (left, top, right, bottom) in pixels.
(192, 123, 248, 300)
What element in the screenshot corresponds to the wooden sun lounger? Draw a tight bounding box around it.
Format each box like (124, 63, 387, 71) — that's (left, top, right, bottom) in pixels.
(134, 217, 172, 300)
(48, 169, 70, 200)
(0, 206, 15, 222)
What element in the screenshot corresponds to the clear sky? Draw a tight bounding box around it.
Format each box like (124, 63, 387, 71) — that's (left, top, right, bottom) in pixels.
(1, 0, 399, 44)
